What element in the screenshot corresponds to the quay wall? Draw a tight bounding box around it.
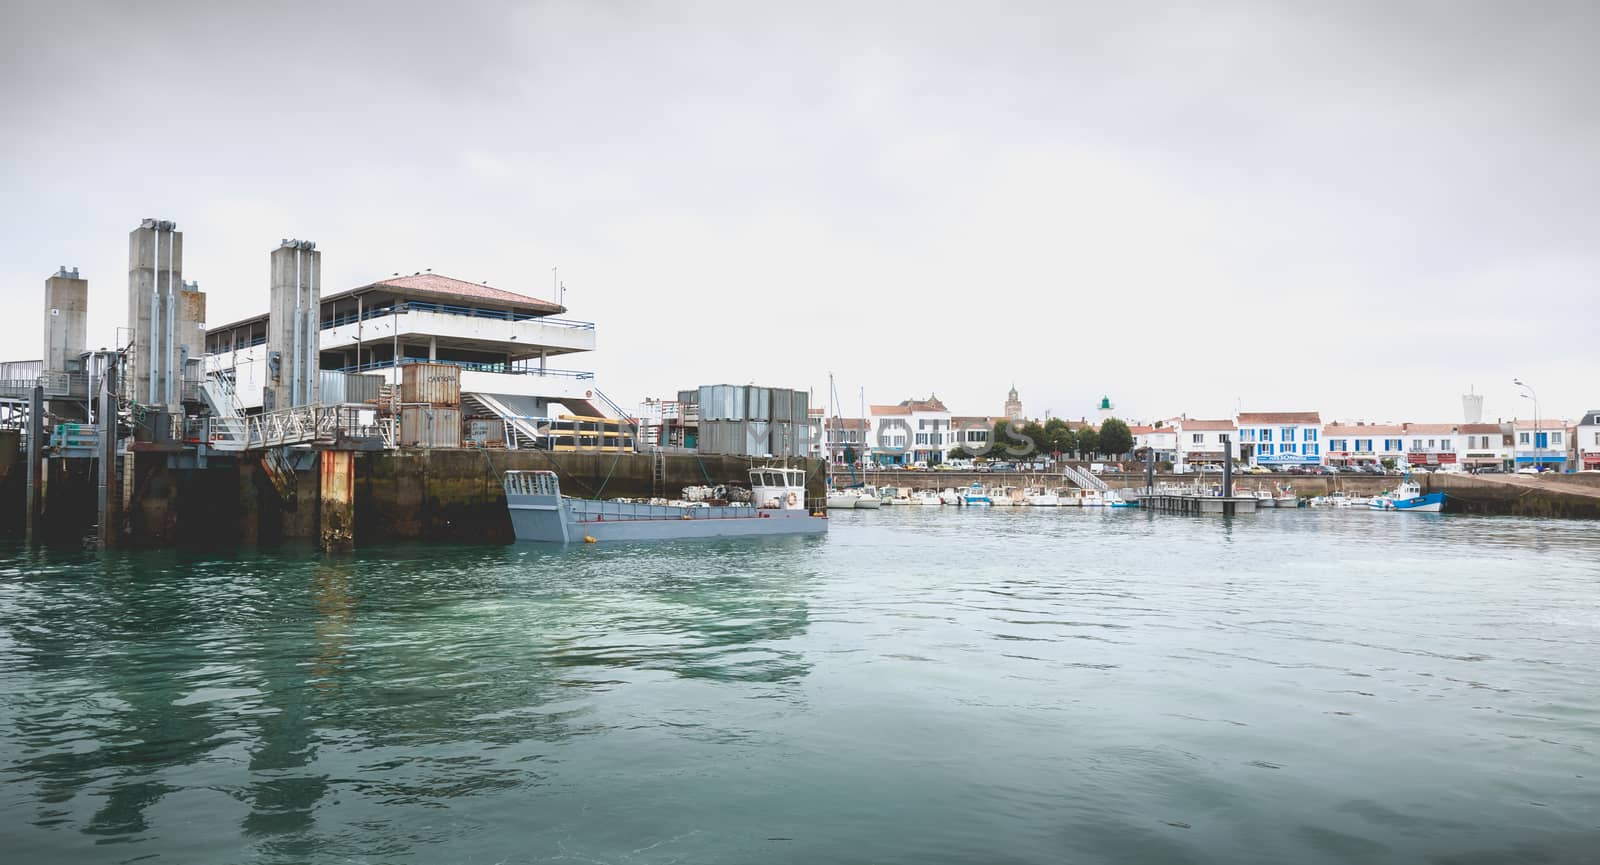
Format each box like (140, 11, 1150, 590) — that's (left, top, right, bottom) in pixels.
(114, 449, 825, 548)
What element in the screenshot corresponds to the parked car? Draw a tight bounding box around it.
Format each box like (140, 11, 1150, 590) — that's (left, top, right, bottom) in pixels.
(1199, 464, 1223, 473)
(1473, 466, 1503, 474)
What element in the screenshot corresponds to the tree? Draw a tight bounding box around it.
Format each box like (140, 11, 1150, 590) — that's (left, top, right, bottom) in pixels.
(1019, 421, 1046, 460)
(1076, 425, 1100, 459)
(1043, 417, 1074, 457)
(948, 446, 973, 460)
(1098, 417, 1133, 457)
(992, 419, 1030, 458)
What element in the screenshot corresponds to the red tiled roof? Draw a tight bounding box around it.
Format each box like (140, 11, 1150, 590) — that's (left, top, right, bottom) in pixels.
(1237, 411, 1322, 425)
(1176, 419, 1235, 431)
(1513, 418, 1570, 429)
(870, 404, 911, 416)
(1458, 423, 1504, 434)
(366, 274, 566, 315)
(1403, 423, 1459, 435)
(1325, 423, 1403, 435)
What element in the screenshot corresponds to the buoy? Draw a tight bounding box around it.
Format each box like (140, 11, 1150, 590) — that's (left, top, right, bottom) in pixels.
(583, 535, 597, 544)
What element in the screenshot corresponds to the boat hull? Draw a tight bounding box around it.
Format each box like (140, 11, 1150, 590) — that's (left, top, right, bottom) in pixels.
(509, 494, 828, 543)
(1370, 492, 1445, 512)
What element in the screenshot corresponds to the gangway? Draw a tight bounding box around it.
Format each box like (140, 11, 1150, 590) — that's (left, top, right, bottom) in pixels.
(1061, 464, 1109, 491)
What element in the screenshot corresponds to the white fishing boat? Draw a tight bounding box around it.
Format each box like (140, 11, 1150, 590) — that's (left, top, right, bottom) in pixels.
(1369, 479, 1445, 512)
(826, 490, 860, 509)
(1058, 488, 1083, 507)
(988, 485, 1019, 506)
(912, 490, 943, 506)
(1023, 487, 1060, 507)
(939, 488, 963, 506)
(854, 486, 882, 509)
(1254, 489, 1276, 507)
(1079, 489, 1105, 507)
(1273, 488, 1299, 508)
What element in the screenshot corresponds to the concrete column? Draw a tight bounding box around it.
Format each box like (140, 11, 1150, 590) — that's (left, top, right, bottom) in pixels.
(126, 220, 182, 409)
(96, 363, 117, 547)
(428, 335, 436, 361)
(268, 240, 321, 410)
(43, 268, 88, 375)
(319, 450, 355, 552)
(24, 386, 42, 544)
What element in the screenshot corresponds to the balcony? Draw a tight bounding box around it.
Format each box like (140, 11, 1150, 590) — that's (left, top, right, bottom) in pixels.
(335, 358, 597, 401)
(319, 302, 596, 356)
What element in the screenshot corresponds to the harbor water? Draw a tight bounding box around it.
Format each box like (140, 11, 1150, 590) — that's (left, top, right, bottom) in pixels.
(1, 508, 1596, 863)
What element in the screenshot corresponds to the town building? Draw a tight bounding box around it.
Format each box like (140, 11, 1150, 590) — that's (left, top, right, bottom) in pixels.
(823, 416, 870, 465)
(1455, 423, 1512, 472)
(1235, 412, 1322, 468)
(1512, 418, 1570, 470)
(869, 396, 952, 465)
(1171, 418, 1236, 472)
(1400, 423, 1463, 469)
(1096, 396, 1116, 424)
(1577, 410, 1600, 471)
(1323, 423, 1401, 468)
(205, 273, 600, 447)
(950, 416, 997, 458)
(1130, 424, 1177, 464)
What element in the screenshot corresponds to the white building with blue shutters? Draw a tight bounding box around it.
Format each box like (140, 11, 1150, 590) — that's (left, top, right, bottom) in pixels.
(1236, 411, 1323, 467)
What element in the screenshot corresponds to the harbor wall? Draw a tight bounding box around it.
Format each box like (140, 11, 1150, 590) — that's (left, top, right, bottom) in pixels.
(102, 449, 825, 548)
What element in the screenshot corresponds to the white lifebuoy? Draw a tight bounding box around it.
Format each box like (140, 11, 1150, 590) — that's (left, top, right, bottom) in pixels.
(786, 491, 799, 506)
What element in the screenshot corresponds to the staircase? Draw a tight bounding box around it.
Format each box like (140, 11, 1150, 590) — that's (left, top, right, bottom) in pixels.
(200, 364, 249, 452)
(260, 446, 298, 507)
(1061, 464, 1109, 491)
(462, 393, 543, 449)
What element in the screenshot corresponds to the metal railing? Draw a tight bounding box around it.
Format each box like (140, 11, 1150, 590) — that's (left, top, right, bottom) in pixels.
(208, 403, 390, 452)
(322, 301, 594, 330)
(330, 357, 594, 379)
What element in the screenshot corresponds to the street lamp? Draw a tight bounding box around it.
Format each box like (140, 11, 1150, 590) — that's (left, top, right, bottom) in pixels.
(1514, 378, 1540, 472)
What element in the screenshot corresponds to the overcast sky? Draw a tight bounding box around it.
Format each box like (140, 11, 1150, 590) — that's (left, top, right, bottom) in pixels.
(3, 0, 1595, 424)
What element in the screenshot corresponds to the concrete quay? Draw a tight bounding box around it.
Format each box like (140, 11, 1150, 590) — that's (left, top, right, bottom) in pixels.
(5, 449, 825, 548)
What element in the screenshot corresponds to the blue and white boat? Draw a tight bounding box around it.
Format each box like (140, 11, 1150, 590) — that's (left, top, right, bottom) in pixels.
(960, 482, 993, 507)
(505, 466, 828, 543)
(1368, 479, 1445, 513)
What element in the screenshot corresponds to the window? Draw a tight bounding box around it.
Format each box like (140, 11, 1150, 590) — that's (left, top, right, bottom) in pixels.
(1594, 432, 1599, 446)
(1357, 438, 1372, 452)
(1280, 427, 1294, 443)
(1260, 443, 1274, 455)
(1308, 443, 1319, 456)
(1385, 438, 1402, 451)
(1440, 440, 1453, 452)
(1552, 431, 1563, 444)
(1519, 432, 1530, 444)
(1260, 428, 1272, 442)
(1329, 438, 1346, 451)
(1304, 428, 1318, 442)
(1283, 442, 1298, 454)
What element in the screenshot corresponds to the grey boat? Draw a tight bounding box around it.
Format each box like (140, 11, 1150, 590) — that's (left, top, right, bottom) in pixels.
(504, 466, 829, 544)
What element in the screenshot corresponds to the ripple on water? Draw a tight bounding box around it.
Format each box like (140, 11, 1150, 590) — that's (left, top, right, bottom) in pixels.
(0, 512, 1597, 864)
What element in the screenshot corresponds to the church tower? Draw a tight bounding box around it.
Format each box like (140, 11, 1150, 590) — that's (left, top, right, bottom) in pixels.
(1004, 384, 1023, 421)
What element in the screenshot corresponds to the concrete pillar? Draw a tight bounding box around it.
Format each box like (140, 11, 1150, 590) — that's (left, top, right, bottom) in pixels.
(43, 268, 88, 376)
(97, 363, 117, 548)
(176, 280, 207, 398)
(428, 335, 436, 361)
(127, 219, 183, 409)
(24, 386, 42, 543)
(267, 240, 321, 411)
(319, 450, 354, 552)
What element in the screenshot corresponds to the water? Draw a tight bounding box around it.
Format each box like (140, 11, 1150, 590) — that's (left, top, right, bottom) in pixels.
(1, 508, 1597, 864)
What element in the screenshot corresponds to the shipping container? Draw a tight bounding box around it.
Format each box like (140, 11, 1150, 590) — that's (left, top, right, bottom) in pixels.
(398, 405, 462, 448)
(400, 362, 462, 406)
(320, 371, 384, 406)
(464, 417, 506, 447)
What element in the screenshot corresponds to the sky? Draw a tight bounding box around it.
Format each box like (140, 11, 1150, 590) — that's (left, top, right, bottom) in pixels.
(2, 0, 1595, 425)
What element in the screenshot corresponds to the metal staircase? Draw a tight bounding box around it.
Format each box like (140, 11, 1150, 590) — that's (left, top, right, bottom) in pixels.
(462, 393, 543, 449)
(260, 446, 298, 507)
(1061, 464, 1109, 491)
